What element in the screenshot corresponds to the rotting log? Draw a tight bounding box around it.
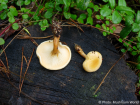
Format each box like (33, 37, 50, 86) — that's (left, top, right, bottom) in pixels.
(0, 25, 138, 105)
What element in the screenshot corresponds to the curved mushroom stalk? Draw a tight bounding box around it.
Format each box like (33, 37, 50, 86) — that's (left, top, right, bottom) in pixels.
(75, 43, 102, 72)
(51, 35, 60, 55)
(74, 43, 86, 58)
(36, 19, 71, 70)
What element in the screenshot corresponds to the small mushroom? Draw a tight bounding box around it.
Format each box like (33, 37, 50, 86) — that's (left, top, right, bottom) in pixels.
(36, 20, 71, 70)
(75, 44, 102, 72)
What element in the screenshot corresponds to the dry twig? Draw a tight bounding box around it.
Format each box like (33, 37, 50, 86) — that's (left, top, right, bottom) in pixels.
(0, 67, 33, 82)
(93, 51, 127, 95)
(19, 48, 35, 94)
(69, 18, 84, 32)
(0, 27, 25, 56)
(25, 29, 39, 46)
(126, 61, 139, 65)
(17, 35, 53, 39)
(2, 50, 10, 79)
(0, 72, 44, 105)
(19, 47, 24, 96)
(0, 47, 10, 78)
(23, 55, 28, 65)
(0, 61, 10, 75)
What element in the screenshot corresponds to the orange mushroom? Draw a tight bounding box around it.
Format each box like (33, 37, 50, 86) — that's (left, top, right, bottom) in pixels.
(75, 44, 102, 72)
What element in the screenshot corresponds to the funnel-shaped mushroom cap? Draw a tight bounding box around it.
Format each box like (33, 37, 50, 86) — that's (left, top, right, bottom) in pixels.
(36, 40, 71, 70)
(83, 51, 102, 72)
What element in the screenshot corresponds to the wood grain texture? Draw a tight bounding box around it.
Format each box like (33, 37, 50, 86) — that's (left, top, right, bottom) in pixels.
(0, 25, 138, 105)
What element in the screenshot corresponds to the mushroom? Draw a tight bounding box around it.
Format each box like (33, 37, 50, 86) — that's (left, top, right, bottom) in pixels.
(36, 20, 71, 70)
(75, 44, 102, 72)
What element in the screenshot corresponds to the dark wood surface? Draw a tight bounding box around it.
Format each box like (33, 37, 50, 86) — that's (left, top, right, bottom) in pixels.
(0, 25, 138, 105)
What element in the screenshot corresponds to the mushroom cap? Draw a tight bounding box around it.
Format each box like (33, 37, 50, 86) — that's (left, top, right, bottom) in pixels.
(83, 51, 102, 72)
(36, 40, 71, 70)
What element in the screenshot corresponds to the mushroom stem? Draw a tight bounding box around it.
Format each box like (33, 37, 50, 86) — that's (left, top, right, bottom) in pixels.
(74, 43, 86, 58)
(52, 35, 60, 55)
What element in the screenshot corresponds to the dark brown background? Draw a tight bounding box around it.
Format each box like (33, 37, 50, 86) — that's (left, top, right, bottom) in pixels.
(0, 25, 138, 105)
